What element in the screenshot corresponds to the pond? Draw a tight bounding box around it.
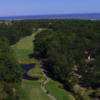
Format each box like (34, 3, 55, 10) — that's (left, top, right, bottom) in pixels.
(20, 63, 39, 80)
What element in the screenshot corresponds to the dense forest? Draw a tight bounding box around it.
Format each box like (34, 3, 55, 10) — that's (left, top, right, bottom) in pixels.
(1, 19, 100, 99)
(0, 20, 37, 100)
(0, 19, 50, 100)
(34, 19, 100, 99)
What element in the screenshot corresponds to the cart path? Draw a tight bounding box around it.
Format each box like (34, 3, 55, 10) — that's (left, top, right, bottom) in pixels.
(40, 59, 57, 100)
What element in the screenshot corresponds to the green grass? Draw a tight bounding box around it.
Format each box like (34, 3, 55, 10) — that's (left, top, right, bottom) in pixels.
(45, 79, 76, 100)
(30, 61, 43, 75)
(12, 28, 74, 100)
(13, 28, 51, 100)
(27, 61, 46, 81)
(21, 59, 51, 100)
(74, 85, 94, 100)
(22, 80, 51, 100)
(83, 90, 94, 100)
(12, 28, 46, 61)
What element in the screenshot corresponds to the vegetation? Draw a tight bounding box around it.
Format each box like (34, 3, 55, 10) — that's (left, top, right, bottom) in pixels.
(22, 80, 51, 100)
(12, 27, 51, 100)
(1, 19, 100, 100)
(12, 28, 46, 62)
(0, 36, 28, 99)
(0, 36, 22, 83)
(13, 83, 29, 100)
(45, 79, 75, 100)
(27, 61, 45, 81)
(34, 19, 100, 99)
(0, 82, 15, 100)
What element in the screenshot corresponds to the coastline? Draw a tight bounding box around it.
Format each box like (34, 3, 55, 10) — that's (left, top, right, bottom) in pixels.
(0, 13, 100, 20)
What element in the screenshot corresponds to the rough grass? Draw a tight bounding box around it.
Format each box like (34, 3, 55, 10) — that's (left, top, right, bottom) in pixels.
(22, 80, 51, 100)
(12, 28, 46, 62)
(74, 85, 94, 100)
(45, 79, 75, 100)
(83, 90, 94, 100)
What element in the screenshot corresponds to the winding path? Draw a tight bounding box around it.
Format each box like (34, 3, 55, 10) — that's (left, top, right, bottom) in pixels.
(40, 59, 57, 100)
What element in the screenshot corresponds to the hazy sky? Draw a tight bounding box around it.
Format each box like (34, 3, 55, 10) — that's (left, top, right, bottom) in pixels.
(0, 0, 100, 16)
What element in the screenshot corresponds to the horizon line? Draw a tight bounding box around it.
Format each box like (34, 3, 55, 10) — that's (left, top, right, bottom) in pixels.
(0, 12, 100, 17)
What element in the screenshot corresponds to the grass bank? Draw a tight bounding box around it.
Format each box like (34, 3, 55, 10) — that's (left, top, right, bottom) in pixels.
(27, 61, 46, 81)
(45, 79, 76, 100)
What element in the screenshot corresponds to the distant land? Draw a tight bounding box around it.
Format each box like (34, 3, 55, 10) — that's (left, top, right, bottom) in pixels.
(0, 13, 100, 20)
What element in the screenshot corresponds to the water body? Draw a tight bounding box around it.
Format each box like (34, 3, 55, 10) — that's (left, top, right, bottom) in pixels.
(20, 63, 39, 80)
(0, 13, 100, 20)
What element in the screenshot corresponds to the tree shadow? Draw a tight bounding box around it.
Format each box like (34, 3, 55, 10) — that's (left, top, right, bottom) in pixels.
(89, 92, 95, 98)
(40, 60, 54, 79)
(78, 78, 87, 89)
(28, 52, 40, 60)
(28, 54, 35, 58)
(32, 40, 36, 42)
(89, 92, 100, 100)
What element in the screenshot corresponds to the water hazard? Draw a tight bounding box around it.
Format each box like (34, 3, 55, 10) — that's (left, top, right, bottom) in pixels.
(20, 63, 39, 80)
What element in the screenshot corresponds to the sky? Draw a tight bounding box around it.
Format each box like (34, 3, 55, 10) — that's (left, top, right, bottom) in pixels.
(0, 0, 100, 16)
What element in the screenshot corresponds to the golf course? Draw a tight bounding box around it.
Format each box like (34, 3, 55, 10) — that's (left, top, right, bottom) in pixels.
(12, 28, 46, 63)
(12, 28, 75, 100)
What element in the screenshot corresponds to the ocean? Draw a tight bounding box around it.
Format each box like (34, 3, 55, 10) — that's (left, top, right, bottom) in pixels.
(0, 13, 100, 20)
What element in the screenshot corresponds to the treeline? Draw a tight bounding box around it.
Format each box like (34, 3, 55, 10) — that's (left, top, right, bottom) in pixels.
(1, 19, 100, 99)
(0, 19, 50, 100)
(34, 19, 100, 91)
(0, 20, 37, 44)
(0, 36, 29, 99)
(0, 19, 56, 45)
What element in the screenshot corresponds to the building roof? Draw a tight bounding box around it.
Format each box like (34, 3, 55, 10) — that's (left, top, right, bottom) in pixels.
(86, 58, 95, 62)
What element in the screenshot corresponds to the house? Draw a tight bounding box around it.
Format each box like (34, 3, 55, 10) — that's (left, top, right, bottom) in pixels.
(86, 56, 95, 62)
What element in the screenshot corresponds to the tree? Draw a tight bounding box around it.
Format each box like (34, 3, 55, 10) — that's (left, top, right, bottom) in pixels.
(78, 60, 100, 87)
(14, 84, 29, 100)
(0, 82, 7, 100)
(67, 75, 79, 90)
(95, 87, 100, 98)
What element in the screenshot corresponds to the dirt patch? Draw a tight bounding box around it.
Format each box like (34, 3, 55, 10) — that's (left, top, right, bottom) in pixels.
(47, 34, 53, 37)
(74, 85, 85, 95)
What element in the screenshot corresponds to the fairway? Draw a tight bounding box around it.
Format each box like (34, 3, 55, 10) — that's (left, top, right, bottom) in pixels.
(21, 61, 51, 100)
(12, 28, 46, 62)
(12, 28, 52, 100)
(22, 80, 51, 100)
(12, 28, 72, 100)
(45, 79, 75, 100)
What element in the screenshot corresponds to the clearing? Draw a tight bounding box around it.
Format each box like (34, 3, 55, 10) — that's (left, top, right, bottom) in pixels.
(12, 28, 74, 100)
(12, 28, 46, 62)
